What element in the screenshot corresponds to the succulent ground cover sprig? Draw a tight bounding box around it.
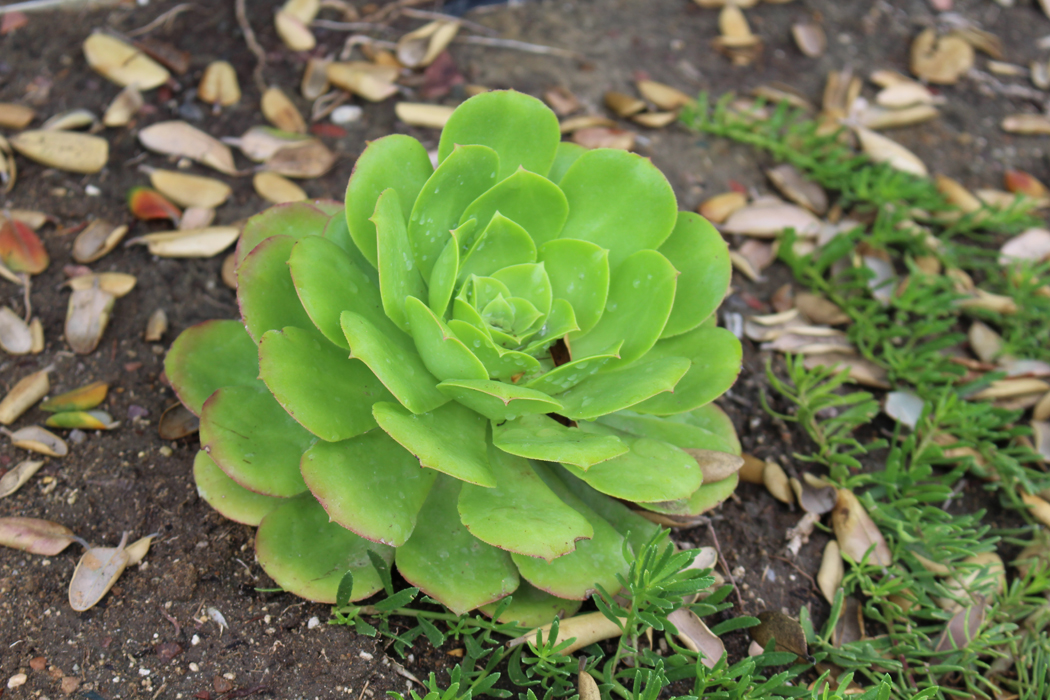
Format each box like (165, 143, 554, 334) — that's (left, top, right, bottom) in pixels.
(165, 90, 745, 622)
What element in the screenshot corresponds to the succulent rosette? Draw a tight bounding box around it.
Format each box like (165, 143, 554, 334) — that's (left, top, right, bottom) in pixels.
(165, 90, 742, 625)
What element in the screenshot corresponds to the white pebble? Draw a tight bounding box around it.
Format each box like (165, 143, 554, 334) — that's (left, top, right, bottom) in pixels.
(331, 105, 362, 125)
(139, 668, 150, 676)
(7, 674, 27, 689)
(85, 185, 101, 196)
(359, 651, 373, 661)
(307, 616, 320, 629)
(191, 634, 200, 646)
(189, 662, 200, 673)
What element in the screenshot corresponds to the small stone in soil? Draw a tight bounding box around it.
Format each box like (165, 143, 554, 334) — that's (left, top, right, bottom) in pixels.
(60, 675, 80, 694)
(30, 656, 46, 671)
(155, 641, 182, 662)
(213, 675, 234, 693)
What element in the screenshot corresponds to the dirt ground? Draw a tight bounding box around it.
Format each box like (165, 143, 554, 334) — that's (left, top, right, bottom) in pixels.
(1, 0, 1048, 697)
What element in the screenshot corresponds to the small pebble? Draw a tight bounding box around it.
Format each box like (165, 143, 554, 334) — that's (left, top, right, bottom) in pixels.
(307, 616, 320, 629)
(7, 673, 27, 689)
(191, 634, 200, 646)
(359, 651, 373, 661)
(85, 184, 101, 196)
(127, 405, 149, 420)
(69, 429, 87, 444)
(331, 105, 362, 125)
(189, 662, 200, 672)
(159, 446, 173, 457)
(139, 668, 150, 676)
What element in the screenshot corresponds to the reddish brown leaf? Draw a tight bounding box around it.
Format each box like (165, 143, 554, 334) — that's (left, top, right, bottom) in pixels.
(128, 187, 182, 224)
(0, 215, 49, 274)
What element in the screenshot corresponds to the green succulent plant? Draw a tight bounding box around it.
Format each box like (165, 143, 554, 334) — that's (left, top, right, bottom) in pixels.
(165, 90, 743, 626)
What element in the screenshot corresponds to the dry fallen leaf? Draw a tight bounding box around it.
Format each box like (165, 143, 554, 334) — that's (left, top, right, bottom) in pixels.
(630, 111, 679, 128)
(667, 608, 725, 668)
(637, 80, 693, 110)
(832, 488, 892, 566)
(795, 292, 849, 325)
(858, 103, 939, 131)
(876, 81, 938, 109)
(158, 402, 199, 440)
(180, 207, 216, 231)
(853, 126, 927, 177)
(910, 29, 974, 84)
(397, 20, 460, 69)
(699, 191, 747, 224)
(129, 226, 241, 258)
(29, 318, 43, 354)
(559, 115, 619, 134)
(138, 121, 237, 175)
(83, 33, 169, 89)
(968, 320, 1003, 363)
(543, 87, 580, 116)
(102, 85, 144, 128)
(253, 171, 306, 204)
(198, 61, 241, 107)
(264, 139, 336, 179)
(327, 62, 399, 102)
(0, 214, 48, 274)
(605, 91, 647, 118)
(721, 201, 822, 238)
(763, 460, 794, 504)
(1002, 114, 1050, 135)
(69, 532, 130, 612)
(572, 127, 635, 150)
(1004, 170, 1050, 205)
(41, 108, 97, 132)
(65, 286, 115, 355)
(0, 516, 75, 555)
(0, 135, 16, 194)
(792, 473, 837, 514)
(792, 21, 826, 58)
(0, 459, 43, 499)
(9, 130, 108, 174)
(766, 164, 827, 214)
(275, 10, 316, 52)
(884, 390, 924, 429)
(262, 87, 306, 134)
(0, 307, 32, 355)
(6, 425, 68, 457)
(935, 601, 986, 653)
(817, 540, 843, 604)
(0, 368, 50, 425)
(301, 57, 332, 101)
(125, 534, 155, 566)
(577, 669, 599, 700)
(0, 102, 35, 130)
(46, 410, 119, 431)
(65, 272, 136, 298)
(73, 220, 128, 264)
(145, 308, 168, 342)
(41, 381, 108, 413)
(750, 611, 811, 660)
(229, 126, 312, 162)
(395, 102, 456, 129)
(148, 169, 232, 209)
(935, 175, 982, 214)
(510, 611, 625, 656)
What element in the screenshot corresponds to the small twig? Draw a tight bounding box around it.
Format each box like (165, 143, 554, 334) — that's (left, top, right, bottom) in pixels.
(361, 0, 430, 23)
(706, 521, 746, 610)
(160, 607, 181, 637)
(126, 2, 194, 37)
(21, 273, 31, 322)
(770, 554, 820, 593)
(311, 19, 392, 32)
(355, 680, 371, 700)
(454, 35, 584, 60)
(400, 8, 500, 36)
(234, 0, 266, 95)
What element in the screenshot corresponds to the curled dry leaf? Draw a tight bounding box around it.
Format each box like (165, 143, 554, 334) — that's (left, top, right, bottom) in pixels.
(83, 33, 169, 89)
(970, 378, 1050, 400)
(666, 608, 725, 668)
(750, 611, 811, 661)
(721, 201, 821, 238)
(1000, 229, 1050, 264)
(0, 102, 34, 130)
(935, 602, 986, 653)
(792, 21, 825, 58)
(0, 307, 32, 355)
(65, 286, 115, 355)
(0, 367, 50, 425)
(395, 102, 456, 129)
(572, 127, 635, 151)
(41, 109, 97, 133)
(543, 86, 580, 116)
(158, 402, 199, 440)
(605, 91, 646, 118)
(0, 516, 75, 555)
(577, 669, 599, 700)
(832, 488, 892, 566)
(198, 61, 241, 107)
(686, 449, 744, 482)
(910, 29, 974, 84)
(1004, 170, 1050, 203)
(264, 139, 336, 179)
(795, 292, 849, 325)
(935, 175, 982, 214)
(766, 164, 827, 214)
(229, 126, 312, 162)
(69, 532, 130, 612)
(45, 410, 118, 430)
(630, 112, 679, 129)
(397, 20, 460, 69)
(1002, 114, 1050, 136)
(699, 191, 747, 224)
(858, 103, 939, 131)
(510, 611, 624, 655)
(817, 540, 843, 604)
(275, 10, 316, 52)
(102, 85, 143, 128)
(138, 121, 237, 175)
(853, 126, 927, 177)
(763, 460, 794, 505)
(327, 62, 399, 102)
(301, 58, 331, 101)
(791, 473, 837, 514)
(1022, 492, 1050, 528)
(637, 80, 692, 110)
(876, 81, 938, 109)
(128, 187, 182, 224)
(6, 425, 68, 457)
(41, 381, 108, 413)
(145, 308, 168, 342)
(884, 390, 924, 430)
(29, 318, 43, 354)
(262, 87, 306, 134)
(179, 207, 216, 231)
(0, 459, 43, 498)
(129, 226, 240, 258)
(559, 115, 619, 134)
(9, 130, 108, 174)
(968, 320, 1003, 363)
(125, 534, 155, 566)
(253, 171, 306, 204)
(148, 169, 231, 209)
(72, 220, 128, 264)
(65, 272, 136, 298)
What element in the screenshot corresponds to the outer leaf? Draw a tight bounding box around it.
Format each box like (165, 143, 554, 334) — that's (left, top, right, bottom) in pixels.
(558, 149, 678, 269)
(659, 212, 731, 338)
(428, 220, 475, 317)
(372, 400, 495, 487)
(289, 235, 378, 350)
(538, 239, 609, 335)
(345, 134, 434, 268)
(301, 430, 437, 546)
(559, 471, 664, 557)
(448, 320, 541, 380)
(259, 327, 393, 441)
(200, 384, 311, 497)
(570, 249, 677, 367)
(563, 422, 703, 503)
(547, 142, 586, 185)
(597, 405, 741, 456)
(237, 201, 331, 265)
(237, 235, 315, 343)
(375, 188, 428, 332)
(492, 414, 627, 468)
(341, 311, 449, 415)
(436, 379, 562, 422)
(193, 450, 284, 526)
(396, 477, 519, 615)
(408, 144, 499, 279)
(165, 320, 260, 416)
(631, 326, 742, 415)
(318, 200, 381, 288)
(640, 473, 739, 517)
(437, 90, 561, 180)
(523, 350, 618, 395)
(556, 356, 690, 421)
(512, 464, 627, 600)
(479, 582, 582, 627)
(459, 443, 593, 560)
(459, 213, 537, 282)
(255, 493, 394, 604)
(459, 168, 569, 247)
(405, 296, 488, 382)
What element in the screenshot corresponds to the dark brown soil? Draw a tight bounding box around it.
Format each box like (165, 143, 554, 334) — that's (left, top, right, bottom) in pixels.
(1, 0, 1047, 697)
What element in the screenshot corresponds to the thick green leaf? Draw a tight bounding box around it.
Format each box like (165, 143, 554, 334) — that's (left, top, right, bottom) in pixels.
(556, 356, 690, 421)
(558, 471, 665, 557)
(520, 299, 578, 355)
(374, 188, 428, 333)
(459, 169, 569, 247)
(345, 134, 434, 269)
(631, 326, 742, 415)
(193, 450, 284, 527)
(512, 464, 627, 600)
(428, 220, 475, 318)
(547, 142, 586, 185)
(447, 320, 541, 380)
(659, 211, 732, 338)
(165, 320, 260, 416)
(372, 400, 495, 487)
(479, 582, 582, 627)
(523, 350, 618, 395)
(596, 405, 741, 456)
(237, 201, 332, 266)
(563, 422, 703, 502)
(340, 311, 449, 415)
(238, 235, 314, 343)
(396, 477, 519, 615)
(492, 263, 552, 317)
(408, 144, 499, 279)
(200, 383, 311, 497)
(492, 414, 627, 468)
(259, 327, 393, 442)
(639, 473, 739, 517)
(289, 235, 379, 350)
(301, 430, 436, 546)
(437, 90, 560, 180)
(538, 239, 609, 335)
(558, 149, 678, 269)
(322, 207, 380, 289)
(256, 493, 393, 604)
(459, 213, 537, 282)
(459, 443, 593, 560)
(436, 379, 562, 422)
(405, 296, 488, 382)
(570, 249, 677, 367)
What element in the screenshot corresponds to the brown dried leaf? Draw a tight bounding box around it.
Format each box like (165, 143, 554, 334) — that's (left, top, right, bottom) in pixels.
(719, 4, 754, 42)
(230, 126, 312, 162)
(698, 191, 747, 224)
(301, 58, 332, 101)
(791, 22, 825, 58)
(795, 292, 849, 325)
(326, 62, 399, 102)
(1002, 114, 1050, 135)
(577, 670, 599, 700)
(832, 596, 866, 647)
(685, 449, 744, 482)
(65, 272, 136, 298)
(817, 540, 844, 604)
(630, 111, 679, 129)
(158, 402, 199, 440)
(132, 37, 190, 75)
(572, 127, 635, 150)
(69, 533, 130, 612)
(395, 102, 456, 129)
(0, 459, 43, 498)
(29, 318, 43, 354)
(750, 611, 811, 660)
(0, 306, 32, 355)
(7, 425, 68, 457)
(637, 80, 693, 110)
(148, 169, 232, 209)
(102, 85, 143, 128)
(83, 33, 169, 89)
(264, 139, 336, 179)
(968, 320, 1003, 363)
(853, 126, 927, 177)
(65, 286, 115, 354)
(0, 516, 75, 555)
(9, 130, 108, 174)
(667, 608, 726, 668)
(198, 61, 241, 107)
(130, 226, 240, 258)
(910, 29, 974, 84)
(935, 175, 982, 214)
(543, 87, 580, 116)
(722, 201, 821, 238)
(739, 453, 766, 484)
(275, 10, 316, 52)
(604, 91, 646, 118)
(138, 121, 237, 175)
(0, 102, 35, 130)
(766, 164, 827, 214)
(832, 488, 892, 566)
(763, 460, 794, 504)
(738, 239, 775, 274)
(397, 20, 460, 69)
(935, 602, 986, 653)
(73, 221, 128, 264)
(262, 87, 306, 134)
(41, 381, 108, 413)
(0, 368, 50, 425)
(253, 171, 307, 204)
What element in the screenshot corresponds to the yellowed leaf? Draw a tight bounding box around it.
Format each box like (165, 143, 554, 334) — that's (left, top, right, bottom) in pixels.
(138, 121, 237, 175)
(262, 87, 306, 134)
(83, 33, 169, 89)
(253, 171, 307, 204)
(9, 130, 108, 174)
(198, 61, 241, 107)
(395, 102, 455, 129)
(148, 169, 232, 209)
(130, 226, 241, 258)
(832, 488, 892, 566)
(0, 368, 50, 425)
